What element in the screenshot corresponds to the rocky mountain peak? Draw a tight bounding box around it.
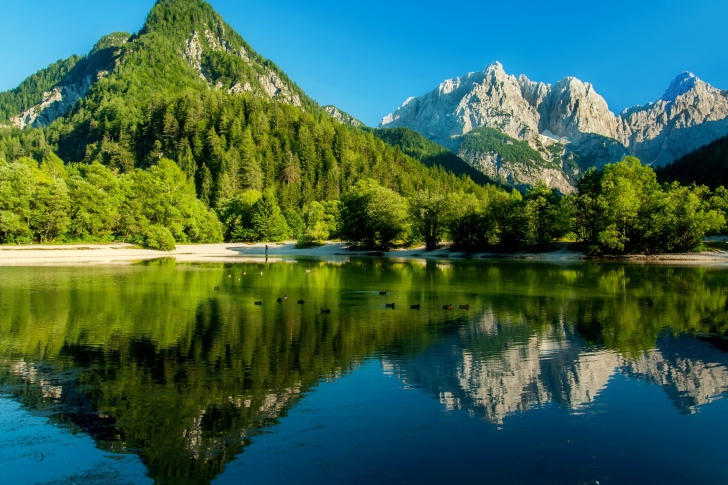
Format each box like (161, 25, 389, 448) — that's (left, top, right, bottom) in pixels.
(379, 62, 728, 192)
(543, 76, 617, 140)
(660, 71, 698, 102)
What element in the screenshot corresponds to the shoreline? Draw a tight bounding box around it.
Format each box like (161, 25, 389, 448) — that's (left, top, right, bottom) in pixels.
(1, 242, 728, 267)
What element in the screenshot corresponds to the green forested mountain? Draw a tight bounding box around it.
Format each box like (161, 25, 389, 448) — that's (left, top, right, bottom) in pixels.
(656, 134, 728, 189)
(0, 0, 495, 247)
(0, 32, 130, 126)
(372, 127, 500, 186)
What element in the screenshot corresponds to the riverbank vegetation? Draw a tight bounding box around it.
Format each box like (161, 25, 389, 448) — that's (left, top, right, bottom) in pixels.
(2, 146, 725, 255)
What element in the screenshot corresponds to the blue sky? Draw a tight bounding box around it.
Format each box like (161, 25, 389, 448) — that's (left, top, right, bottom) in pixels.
(1, 0, 727, 126)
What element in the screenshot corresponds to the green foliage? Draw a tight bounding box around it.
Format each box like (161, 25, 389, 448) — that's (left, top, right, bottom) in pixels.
(656, 133, 728, 190)
(66, 162, 122, 241)
(250, 190, 290, 242)
(523, 182, 569, 245)
(120, 158, 222, 246)
(0, 157, 71, 243)
(409, 190, 446, 250)
(0, 0, 502, 250)
(300, 201, 330, 243)
(446, 192, 490, 250)
(372, 127, 499, 186)
(143, 224, 177, 251)
(4, 0, 723, 256)
(489, 190, 529, 248)
(0, 156, 221, 247)
(0, 57, 82, 123)
(283, 209, 304, 240)
(458, 127, 552, 169)
(340, 179, 409, 249)
(572, 157, 725, 254)
(216, 190, 261, 242)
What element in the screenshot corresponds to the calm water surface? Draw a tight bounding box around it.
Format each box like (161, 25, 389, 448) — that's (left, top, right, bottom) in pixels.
(1, 258, 728, 484)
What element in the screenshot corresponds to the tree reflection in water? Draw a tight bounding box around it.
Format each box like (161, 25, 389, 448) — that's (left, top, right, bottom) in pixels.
(1, 260, 727, 483)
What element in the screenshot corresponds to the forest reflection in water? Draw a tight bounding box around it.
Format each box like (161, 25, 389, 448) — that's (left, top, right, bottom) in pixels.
(1, 258, 728, 484)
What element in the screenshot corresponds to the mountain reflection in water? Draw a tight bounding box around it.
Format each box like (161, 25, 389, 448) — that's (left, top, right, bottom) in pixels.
(1, 260, 728, 484)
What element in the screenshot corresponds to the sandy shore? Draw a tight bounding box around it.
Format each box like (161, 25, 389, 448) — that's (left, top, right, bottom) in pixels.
(0, 242, 727, 266)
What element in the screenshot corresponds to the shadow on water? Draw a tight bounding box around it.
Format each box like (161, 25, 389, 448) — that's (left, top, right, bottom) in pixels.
(1, 260, 728, 483)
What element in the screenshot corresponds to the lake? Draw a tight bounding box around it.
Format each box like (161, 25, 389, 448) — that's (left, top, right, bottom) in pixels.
(1, 258, 728, 484)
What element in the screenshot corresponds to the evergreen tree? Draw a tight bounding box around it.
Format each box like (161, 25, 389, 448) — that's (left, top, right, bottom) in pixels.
(250, 190, 290, 242)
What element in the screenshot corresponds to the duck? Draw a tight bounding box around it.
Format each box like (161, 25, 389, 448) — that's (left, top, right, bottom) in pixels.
(228, 274, 232, 278)
(385, 302, 395, 309)
(442, 304, 453, 310)
(284, 295, 288, 300)
(645, 299, 654, 307)
(459, 304, 470, 310)
(321, 308, 331, 314)
(305, 269, 311, 273)
(254, 301, 262, 306)
(379, 291, 388, 296)
(214, 286, 220, 291)
(237, 278, 241, 281)
(260, 271, 263, 276)
(410, 304, 420, 310)
(277, 297, 283, 303)
(297, 300, 305, 304)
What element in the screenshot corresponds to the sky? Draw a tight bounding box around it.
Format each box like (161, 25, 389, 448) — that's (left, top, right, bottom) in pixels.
(1, 0, 727, 127)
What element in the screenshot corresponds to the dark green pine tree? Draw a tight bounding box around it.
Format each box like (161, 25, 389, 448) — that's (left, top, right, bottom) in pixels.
(250, 190, 290, 242)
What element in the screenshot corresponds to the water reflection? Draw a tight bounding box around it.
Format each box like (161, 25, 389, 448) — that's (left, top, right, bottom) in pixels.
(385, 319, 728, 424)
(1, 261, 728, 483)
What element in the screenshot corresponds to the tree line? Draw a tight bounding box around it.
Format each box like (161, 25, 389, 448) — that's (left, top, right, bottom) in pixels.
(1, 148, 725, 255)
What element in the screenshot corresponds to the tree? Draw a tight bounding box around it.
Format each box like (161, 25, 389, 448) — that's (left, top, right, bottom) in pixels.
(250, 190, 290, 242)
(445, 191, 486, 250)
(340, 179, 408, 249)
(120, 158, 222, 247)
(300, 201, 329, 243)
(523, 182, 568, 246)
(66, 162, 122, 241)
(216, 190, 261, 242)
(409, 190, 446, 250)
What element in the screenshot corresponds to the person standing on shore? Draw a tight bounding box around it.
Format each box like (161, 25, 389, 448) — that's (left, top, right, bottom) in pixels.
(265, 244, 268, 258)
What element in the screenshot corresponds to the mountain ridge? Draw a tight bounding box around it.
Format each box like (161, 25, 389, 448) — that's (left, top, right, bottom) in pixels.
(380, 62, 728, 191)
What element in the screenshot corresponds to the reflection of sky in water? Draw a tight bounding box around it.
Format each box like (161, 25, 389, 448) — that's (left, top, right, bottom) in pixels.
(0, 398, 150, 485)
(217, 359, 728, 485)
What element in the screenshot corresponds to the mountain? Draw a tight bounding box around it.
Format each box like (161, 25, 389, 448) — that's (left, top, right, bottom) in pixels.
(656, 133, 728, 189)
(0, 32, 130, 128)
(380, 62, 728, 191)
(371, 127, 501, 186)
(0, 0, 496, 239)
(0, 0, 314, 132)
(323, 105, 364, 127)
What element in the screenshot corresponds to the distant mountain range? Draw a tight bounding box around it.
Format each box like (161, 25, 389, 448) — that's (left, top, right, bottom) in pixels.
(380, 62, 728, 192)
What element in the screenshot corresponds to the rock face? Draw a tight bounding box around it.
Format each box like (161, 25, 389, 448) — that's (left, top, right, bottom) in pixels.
(6, 34, 130, 130)
(10, 76, 94, 129)
(323, 105, 364, 127)
(183, 29, 302, 107)
(458, 140, 573, 193)
(380, 63, 728, 191)
(616, 73, 728, 167)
